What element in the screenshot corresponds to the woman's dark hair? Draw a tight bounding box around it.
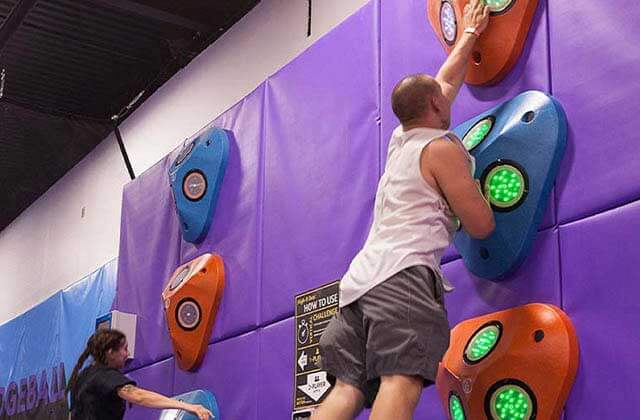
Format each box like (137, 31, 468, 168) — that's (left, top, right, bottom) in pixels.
(65, 329, 126, 396)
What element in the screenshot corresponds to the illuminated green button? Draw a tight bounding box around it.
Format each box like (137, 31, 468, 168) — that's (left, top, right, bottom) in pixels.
(465, 324, 500, 362)
(449, 394, 466, 420)
(483, 164, 526, 209)
(490, 384, 534, 420)
(484, 0, 513, 13)
(462, 117, 493, 151)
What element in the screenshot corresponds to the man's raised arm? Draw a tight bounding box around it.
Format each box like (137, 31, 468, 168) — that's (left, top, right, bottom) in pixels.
(436, 0, 490, 104)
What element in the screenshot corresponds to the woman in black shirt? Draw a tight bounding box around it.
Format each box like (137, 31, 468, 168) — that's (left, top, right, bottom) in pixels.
(66, 329, 212, 419)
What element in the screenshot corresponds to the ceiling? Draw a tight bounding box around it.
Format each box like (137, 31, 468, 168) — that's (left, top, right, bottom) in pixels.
(0, 0, 259, 232)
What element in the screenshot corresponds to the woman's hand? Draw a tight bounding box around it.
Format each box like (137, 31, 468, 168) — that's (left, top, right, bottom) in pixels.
(187, 403, 214, 419)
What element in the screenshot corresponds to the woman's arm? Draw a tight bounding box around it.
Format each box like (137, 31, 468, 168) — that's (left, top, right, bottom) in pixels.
(117, 384, 213, 419)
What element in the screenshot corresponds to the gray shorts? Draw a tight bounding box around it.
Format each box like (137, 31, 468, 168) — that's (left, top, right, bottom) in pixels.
(319, 266, 450, 406)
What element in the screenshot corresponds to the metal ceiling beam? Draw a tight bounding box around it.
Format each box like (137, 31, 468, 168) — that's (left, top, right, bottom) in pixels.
(0, 0, 37, 55)
(91, 0, 211, 33)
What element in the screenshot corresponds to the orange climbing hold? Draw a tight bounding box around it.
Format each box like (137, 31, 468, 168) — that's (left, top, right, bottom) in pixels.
(436, 303, 579, 419)
(162, 253, 225, 371)
(427, 0, 539, 85)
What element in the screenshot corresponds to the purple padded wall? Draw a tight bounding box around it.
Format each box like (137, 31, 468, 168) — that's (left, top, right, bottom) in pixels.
(257, 318, 293, 418)
(391, 229, 560, 419)
(441, 228, 560, 326)
(380, 0, 555, 230)
(173, 332, 258, 420)
(257, 317, 446, 420)
(115, 154, 182, 370)
(115, 0, 640, 418)
(354, 389, 444, 420)
(261, 3, 379, 324)
(115, 86, 265, 370)
(180, 85, 265, 340)
(124, 358, 174, 420)
(551, 0, 640, 223)
(559, 200, 640, 418)
(412, 389, 446, 420)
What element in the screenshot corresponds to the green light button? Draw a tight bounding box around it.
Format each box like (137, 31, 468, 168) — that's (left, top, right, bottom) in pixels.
(484, 164, 526, 210)
(484, 0, 513, 13)
(463, 117, 493, 151)
(465, 324, 500, 362)
(449, 394, 466, 420)
(490, 384, 534, 420)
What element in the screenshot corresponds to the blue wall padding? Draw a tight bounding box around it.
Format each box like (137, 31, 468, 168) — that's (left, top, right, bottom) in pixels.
(0, 260, 117, 388)
(453, 91, 567, 280)
(61, 260, 118, 374)
(170, 127, 230, 244)
(160, 389, 220, 420)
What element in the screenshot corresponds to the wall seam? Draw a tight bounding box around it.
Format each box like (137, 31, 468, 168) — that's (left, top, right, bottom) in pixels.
(255, 80, 268, 418)
(545, 0, 553, 95)
(559, 196, 640, 227)
(545, 0, 564, 314)
(257, 83, 268, 334)
(376, 0, 383, 179)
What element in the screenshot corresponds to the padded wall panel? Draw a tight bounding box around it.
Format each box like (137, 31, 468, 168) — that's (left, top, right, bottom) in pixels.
(441, 228, 560, 327)
(180, 85, 265, 341)
(442, 244, 460, 264)
(262, 3, 379, 324)
(380, 0, 555, 229)
(124, 358, 174, 420)
(559, 200, 640, 418)
(412, 389, 446, 420)
(257, 317, 446, 420)
(551, 0, 640, 223)
(116, 155, 182, 370)
(173, 332, 258, 420)
(257, 318, 293, 419)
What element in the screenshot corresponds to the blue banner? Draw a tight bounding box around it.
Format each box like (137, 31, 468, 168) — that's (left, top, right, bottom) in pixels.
(0, 259, 117, 419)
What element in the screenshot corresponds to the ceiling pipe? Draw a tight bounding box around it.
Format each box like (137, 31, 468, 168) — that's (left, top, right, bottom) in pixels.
(0, 0, 39, 55)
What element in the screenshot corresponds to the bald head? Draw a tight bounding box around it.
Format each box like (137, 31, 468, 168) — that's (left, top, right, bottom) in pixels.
(391, 74, 443, 126)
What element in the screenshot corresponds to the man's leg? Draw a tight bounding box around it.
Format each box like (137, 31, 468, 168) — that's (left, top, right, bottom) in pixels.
(369, 374, 423, 420)
(310, 380, 365, 420)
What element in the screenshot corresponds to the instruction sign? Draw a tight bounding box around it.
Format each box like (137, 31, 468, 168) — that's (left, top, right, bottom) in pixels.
(293, 280, 340, 415)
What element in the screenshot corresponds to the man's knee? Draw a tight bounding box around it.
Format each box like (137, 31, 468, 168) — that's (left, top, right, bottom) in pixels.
(311, 380, 365, 420)
(379, 375, 423, 404)
(331, 379, 366, 404)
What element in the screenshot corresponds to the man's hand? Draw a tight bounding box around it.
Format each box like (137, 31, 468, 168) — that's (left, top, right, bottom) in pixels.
(463, 0, 490, 35)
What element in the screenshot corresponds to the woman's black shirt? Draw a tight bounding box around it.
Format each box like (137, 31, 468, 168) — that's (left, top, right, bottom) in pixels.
(70, 365, 136, 420)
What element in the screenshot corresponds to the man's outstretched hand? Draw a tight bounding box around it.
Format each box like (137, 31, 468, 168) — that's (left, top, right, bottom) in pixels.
(463, 0, 490, 35)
